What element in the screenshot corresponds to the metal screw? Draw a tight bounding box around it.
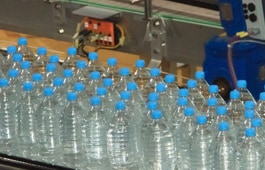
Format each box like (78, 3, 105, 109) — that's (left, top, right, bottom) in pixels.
(58, 28, 64, 34)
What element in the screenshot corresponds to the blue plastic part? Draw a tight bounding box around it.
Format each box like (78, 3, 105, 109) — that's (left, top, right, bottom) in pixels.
(13, 54, 23, 62)
(120, 91, 131, 100)
(90, 71, 100, 79)
(197, 115, 207, 125)
(148, 92, 159, 101)
(76, 60, 87, 69)
(37, 47, 47, 55)
(151, 110, 162, 119)
(218, 122, 229, 131)
(43, 87, 54, 96)
(259, 92, 265, 101)
(64, 69, 74, 77)
(49, 55, 60, 63)
(0, 78, 9, 87)
(127, 82, 138, 91)
(46, 63, 56, 72)
(103, 78, 113, 87)
(244, 110, 255, 119)
(179, 88, 189, 97)
(136, 60, 145, 68)
(107, 58, 117, 66)
(217, 106, 227, 115)
(74, 82, 85, 91)
(8, 69, 19, 78)
(91, 96, 101, 106)
(88, 52, 98, 60)
(251, 118, 262, 127)
(18, 37, 27, 46)
(21, 61, 31, 69)
(187, 79, 197, 88)
(156, 83, 166, 92)
(32, 73, 42, 82)
(150, 68, 160, 77)
(116, 101, 126, 110)
(120, 68, 130, 76)
(7, 46, 16, 54)
(195, 71, 205, 79)
(165, 74, 175, 83)
(184, 107, 195, 116)
(147, 101, 158, 110)
(245, 128, 256, 137)
(53, 78, 64, 87)
(209, 85, 218, 93)
(23, 82, 34, 91)
(67, 92, 77, 101)
(97, 87, 107, 96)
(177, 98, 188, 106)
(67, 47, 77, 55)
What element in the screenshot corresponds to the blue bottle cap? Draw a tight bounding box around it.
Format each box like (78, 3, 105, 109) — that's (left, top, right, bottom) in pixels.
(165, 74, 175, 83)
(88, 52, 98, 60)
(252, 118, 262, 127)
(90, 96, 101, 106)
(103, 78, 113, 87)
(209, 85, 218, 93)
(195, 71, 205, 79)
(49, 55, 60, 63)
(216, 106, 227, 115)
(107, 58, 117, 66)
(37, 47, 47, 55)
(197, 115, 207, 125)
(64, 69, 73, 77)
(119, 68, 130, 76)
(207, 98, 217, 106)
(230, 90, 240, 99)
(127, 82, 138, 91)
(245, 128, 256, 137)
(7, 46, 16, 54)
(156, 83, 166, 92)
(179, 88, 189, 97)
(116, 101, 126, 110)
(0, 78, 9, 87)
(43, 87, 54, 96)
(178, 97, 188, 106)
(147, 101, 158, 110)
(244, 110, 255, 119)
(218, 122, 229, 131)
(21, 61, 31, 69)
(76, 60, 87, 69)
(46, 63, 56, 72)
(53, 77, 64, 86)
(67, 47, 77, 55)
(67, 92, 77, 101)
(97, 87, 107, 96)
(259, 92, 265, 101)
(90, 71, 100, 80)
(148, 92, 159, 101)
(245, 101, 255, 109)
(120, 91, 131, 100)
(187, 79, 197, 88)
(237, 80, 247, 88)
(135, 59, 145, 68)
(184, 107, 195, 116)
(8, 69, 19, 78)
(23, 82, 34, 91)
(150, 68, 160, 77)
(151, 110, 162, 119)
(18, 37, 27, 46)
(13, 53, 23, 62)
(74, 82, 85, 91)
(32, 73, 42, 82)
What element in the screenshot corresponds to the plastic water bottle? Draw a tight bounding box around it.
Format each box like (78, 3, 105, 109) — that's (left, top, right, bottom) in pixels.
(237, 80, 256, 104)
(32, 47, 48, 74)
(155, 83, 171, 121)
(74, 82, 89, 111)
(60, 92, 85, 169)
(53, 77, 66, 111)
(63, 69, 75, 92)
(251, 118, 265, 147)
(171, 97, 189, 131)
(10, 53, 23, 72)
(7, 69, 21, 105)
(141, 110, 176, 170)
(175, 107, 196, 170)
(127, 81, 146, 110)
(245, 100, 259, 117)
(44, 63, 58, 86)
(86, 71, 102, 97)
(208, 85, 226, 106)
(164, 74, 179, 108)
(131, 59, 150, 92)
(148, 92, 159, 102)
(18, 60, 32, 84)
(190, 115, 214, 170)
(103, 57, 119, 83)
(62, 47, 78, 72)
(195, 70, 209, 98)
(87, 52, 105, 74)
(103, 78, 119, 110)
(49, 55, 63, 75)
(115, 67, 133, 92)
(16, 37, 34, 62)
(36, 87, 61, 164)
(16, 82, 39, 159)
(256, 92, 265, 121)
(227, 90, 245, 126)
(178, 88, 197, 110)
(1, 46, 16, 75)
(141, 101, 158, 130)
(200, 97, 218, 126)
(237, 110, 255, 145)
(0, 78, 17, 155)
(187, 79, 206, 111)
(83, 96, 110, 169)
(107, 101, 141, 169)
(75, 60, 89, 83)
(32, 73, 44, 106)
(213, 122, 236, 170)
(236, 128, 264, 170)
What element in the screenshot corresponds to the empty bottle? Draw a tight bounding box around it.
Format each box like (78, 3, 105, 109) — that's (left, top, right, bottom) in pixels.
(32, 47, 48, 74)
(237, 80, 256, 104)
(36, 87, 61, 164)
(62, 47, 78, 72)
(256, 92, 265, 121)
(107, 101, 141, 169)
(141, 110, 176, 170)
(200, 97, 218, 126)
(190, 115, 214, 170)
(49, 55, 63, 75)
(87, 52, 105, 74)
(75, 60, 89, 83)
(103, 57, 119, 83)
(213, 122, 236, 170)
(115, 67, 133, 92)
(60, 92, 85, 169)
(164, 74, 179, 108)
(187, 79, 206, 111)
(1, 45, 16, 75)
(208, 85, 226, 106)
(86, 71, 102, 97)
(83, 96, 110, 169)
(251, 118, 265, 147)
(131, 59, 150, 92)
(10, 53, 23, 72)
(16, 37, 34, 62)
(74, 82, 89, 111)
(63, 69, 75, 92)
(18, 60, 32, 84)
(236, 128, 264, 170)
(195, 70, 209, 98)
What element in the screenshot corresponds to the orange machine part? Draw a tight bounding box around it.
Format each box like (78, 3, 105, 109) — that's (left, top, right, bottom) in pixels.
(84, 17, 115, 46)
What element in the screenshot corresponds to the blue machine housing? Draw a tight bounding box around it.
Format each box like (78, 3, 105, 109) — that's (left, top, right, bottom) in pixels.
(203, 36, 265, 100)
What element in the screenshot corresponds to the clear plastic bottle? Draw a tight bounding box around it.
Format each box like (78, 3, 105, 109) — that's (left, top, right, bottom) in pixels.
(213, 122, 236, 170)
(237, 110, 255, 145)
(86, 71, 102, 97)
(195, 70, 209, 98)
(103, 57, 119, 83)
(251, 118, 265, 147)
(75, 60, 89, 83)
(256, 92, 265, 121)
(190, 115, 214, 170)
(141, 110, 176, 170)
(83, 96, 110, 169)
(164, 74, 179, 108)
(208, 85, 226, 106)
(62, 47, 78, 72)
(18, 60, 32, 85)
(1, 45, 16, 75)
(32, 47, 48, 74)
(102, 78, 119, 110)
(171, 97, 188, 131)
(53, 77, 66, 111)
(36, 87, 61, 164)
(87, 52, 105, 74)
(227, 90, 245, 126)
(49, 55, 63, 75)
(63, 69, 75, 92)
(187, 79, 206, 111)
(237, 80, 256, 104)
(10, 53, 23, 72)
(115, 67, 133, 92)
(175, 107, 196, 170)
(200, 97, 218, 126)
(236, 128, 264, 170)
(0, 78, 17, 155)
(32, 73, 44, 106)
(16, 37, 34, 63)
(107, 101, 140, 169)
(131, 59, 150, 92)
(74, 82, 89, 111)
(155, 83, 171, 121)
(141, 101, 158, 130)
(44, 63, 58, 87)
(245, 100, 259, 117)
(60, 92, 85, 169)
(16, 82, 39, 159)
(7, 69, 21, 105)
(127, 81, 146, 110)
